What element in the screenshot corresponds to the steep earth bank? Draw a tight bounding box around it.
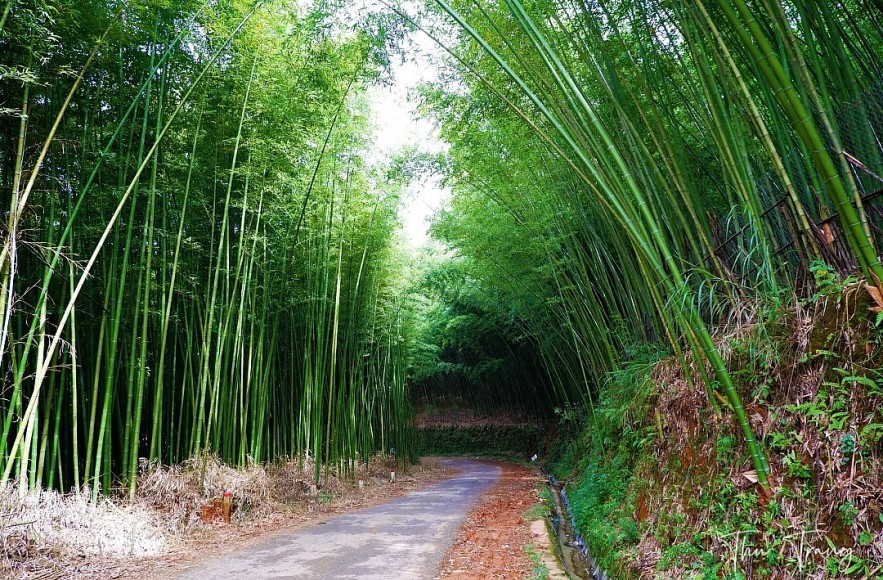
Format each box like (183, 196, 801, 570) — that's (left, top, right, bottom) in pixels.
(550, 289, 883, 578)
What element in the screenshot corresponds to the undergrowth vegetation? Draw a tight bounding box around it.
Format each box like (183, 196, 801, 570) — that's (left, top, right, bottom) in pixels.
(550, 285, 883, 578)
(417, 424, 541, 459)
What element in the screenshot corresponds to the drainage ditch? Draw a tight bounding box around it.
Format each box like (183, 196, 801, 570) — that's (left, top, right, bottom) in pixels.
(545, 474, 607, 580)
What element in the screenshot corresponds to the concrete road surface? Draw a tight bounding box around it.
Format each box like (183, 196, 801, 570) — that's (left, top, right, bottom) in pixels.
(176, 459, 500, 579)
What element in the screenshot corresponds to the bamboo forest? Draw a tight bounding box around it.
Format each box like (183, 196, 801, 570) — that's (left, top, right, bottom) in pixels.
(2, 0, 883, 577)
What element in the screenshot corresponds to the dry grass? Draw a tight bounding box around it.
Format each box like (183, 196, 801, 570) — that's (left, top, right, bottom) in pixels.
(0, 483, 169, 578)
(136, 455, 272, 533)
(628, 291, 883, 577)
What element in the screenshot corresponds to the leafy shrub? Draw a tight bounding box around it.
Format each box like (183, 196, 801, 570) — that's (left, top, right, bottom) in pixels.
(416, 425, 541, 458)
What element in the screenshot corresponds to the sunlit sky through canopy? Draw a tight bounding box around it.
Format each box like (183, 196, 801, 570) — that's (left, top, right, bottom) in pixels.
(366, 5, 450, 248)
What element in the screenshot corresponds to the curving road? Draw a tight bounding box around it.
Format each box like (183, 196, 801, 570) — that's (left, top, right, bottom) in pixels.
(176, 459, 500, 579)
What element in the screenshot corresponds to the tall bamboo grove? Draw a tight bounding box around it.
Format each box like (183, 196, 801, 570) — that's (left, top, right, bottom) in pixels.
(0, 0, 414, 495)
(421, 0, 883, 487)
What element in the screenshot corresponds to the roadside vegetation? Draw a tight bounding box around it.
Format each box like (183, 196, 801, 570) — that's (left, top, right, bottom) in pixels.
(0, 0, 415, 498)
(548, 288, 883, 577)
(0, 453, 441, 577)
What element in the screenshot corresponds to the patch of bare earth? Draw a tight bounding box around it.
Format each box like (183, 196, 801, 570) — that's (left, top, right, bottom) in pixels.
(437, 462, 545, 579)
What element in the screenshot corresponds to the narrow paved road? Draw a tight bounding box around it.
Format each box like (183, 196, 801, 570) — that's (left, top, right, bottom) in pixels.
(176, 459, 500, 579)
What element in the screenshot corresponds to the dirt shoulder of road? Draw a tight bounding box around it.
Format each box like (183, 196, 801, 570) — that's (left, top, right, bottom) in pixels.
(437, 460, 565, 579)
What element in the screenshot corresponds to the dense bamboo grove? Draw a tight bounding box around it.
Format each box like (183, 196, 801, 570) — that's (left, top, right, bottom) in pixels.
(412, 0, 883, 485)
(0, 0, 415, 495)
(4, 0, 883, 502)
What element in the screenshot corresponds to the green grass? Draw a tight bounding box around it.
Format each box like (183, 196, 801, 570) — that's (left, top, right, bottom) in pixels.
(522, 485, 552, 522)
(523, 543, 550, 580)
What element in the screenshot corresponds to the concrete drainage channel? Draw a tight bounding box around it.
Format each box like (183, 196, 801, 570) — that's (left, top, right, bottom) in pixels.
(545, 474, 607, 580)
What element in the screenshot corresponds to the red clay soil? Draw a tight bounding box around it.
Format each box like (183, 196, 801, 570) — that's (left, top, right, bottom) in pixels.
(437, 461, 544, 579)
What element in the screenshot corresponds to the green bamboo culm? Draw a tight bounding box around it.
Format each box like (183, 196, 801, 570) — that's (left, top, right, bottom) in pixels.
(711, 0, 883, 284)
(0, 0, 415, 496)
(432, 0, 770, 485)
(4, 0, 881, 504)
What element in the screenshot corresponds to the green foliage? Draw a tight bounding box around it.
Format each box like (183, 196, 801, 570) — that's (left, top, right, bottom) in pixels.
(544, 353, 664, 573)
(785, 372, 854, 431)
(0, 0, 419, 493)
(657, 540, 702, 571)
(522, 486, 551, 522)
(566, 458, 640, 570)
(809, 260, 841, 296)
(859, 423, 883, 445)
(715, 436, 737, 463)
(422, 0, 883, 487)
(523, 544, 550, 580)
(409, 253, 559, 417)
(545, 294, 883, 576)
(782, 452, 812, 480)
(416, 425, 541, 458)
(826, 553, 870, 577)
(839, 501, 860, 527)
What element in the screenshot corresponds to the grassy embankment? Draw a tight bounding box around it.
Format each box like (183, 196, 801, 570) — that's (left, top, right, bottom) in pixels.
(550, 282, 883, 578)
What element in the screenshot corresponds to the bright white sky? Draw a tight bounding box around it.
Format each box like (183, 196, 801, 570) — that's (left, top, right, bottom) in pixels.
(367, 12, 450, 248)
